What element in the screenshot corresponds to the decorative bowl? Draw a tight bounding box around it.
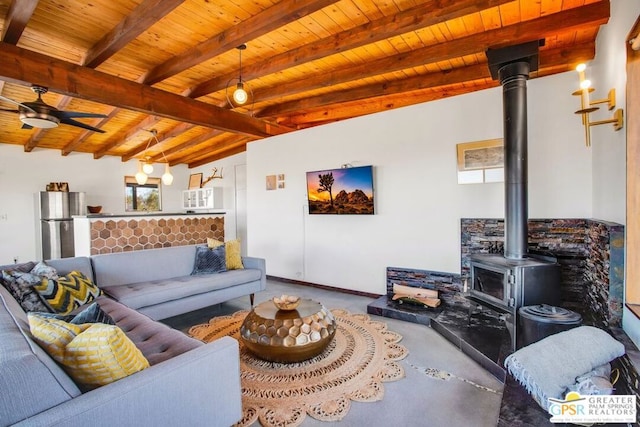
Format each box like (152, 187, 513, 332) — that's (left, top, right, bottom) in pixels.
(87, 205, 102, 214)
(272, 295, 300, 311)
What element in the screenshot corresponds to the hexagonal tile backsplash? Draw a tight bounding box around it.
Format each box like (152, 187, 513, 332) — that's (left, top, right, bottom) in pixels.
(89, 216, 224, 255)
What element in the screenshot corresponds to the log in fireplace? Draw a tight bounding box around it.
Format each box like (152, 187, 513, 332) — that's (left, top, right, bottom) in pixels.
(468, 41, 561, 350)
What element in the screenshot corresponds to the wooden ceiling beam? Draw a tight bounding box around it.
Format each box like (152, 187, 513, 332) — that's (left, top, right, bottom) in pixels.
(258, 42, 596, 118)
(2, 0, 39, 44)
(93, 115, 162, 159)
(83, 0, 185, 68)
(188, 0, 514, 98)
(169, 134, 251, 165)
(274, 41, 595, 128)
(120, 122, 195, 162)
(251, 1, 610, 105)
(279, 82, 499, 127)
(61, 107, 120, 155)
(0, 42, 291, 143)
(188, 144, 248, 168)
(144, 0, 339, 85)
(148, 129, 223, 162)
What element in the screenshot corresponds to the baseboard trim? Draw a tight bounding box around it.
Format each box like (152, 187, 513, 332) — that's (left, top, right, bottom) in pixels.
(267, 275, 381, 299)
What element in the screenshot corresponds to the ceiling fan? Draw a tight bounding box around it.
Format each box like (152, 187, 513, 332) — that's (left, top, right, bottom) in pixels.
(0, 85, 107, 133)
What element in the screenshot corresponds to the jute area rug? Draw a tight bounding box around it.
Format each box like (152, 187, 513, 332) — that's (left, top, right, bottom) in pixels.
(189, 309, 408, 427)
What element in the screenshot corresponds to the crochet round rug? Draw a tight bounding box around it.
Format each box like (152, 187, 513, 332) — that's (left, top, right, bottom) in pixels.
(189, 309, 408, 427)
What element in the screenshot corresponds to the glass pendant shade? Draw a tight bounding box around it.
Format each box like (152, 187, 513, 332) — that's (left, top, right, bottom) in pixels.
(135, 162, 148, 185)
(233, 82, 248, 105)
(162, 163, 174, 185)
(142, 162, 154, 174)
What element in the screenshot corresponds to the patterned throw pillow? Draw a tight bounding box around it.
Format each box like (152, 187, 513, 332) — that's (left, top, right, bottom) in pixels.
(207, 238, 244, 270)
(35, 302, 115, 325)
(192, 245, 227, 275)
(28, 314, 149, 388)
(33, 271, 102, 315)
(30, 261, 59, 279)
(1, 269, 52, 313)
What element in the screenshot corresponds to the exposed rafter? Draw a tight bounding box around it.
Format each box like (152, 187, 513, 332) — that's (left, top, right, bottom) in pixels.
(0, 0, 611, 167)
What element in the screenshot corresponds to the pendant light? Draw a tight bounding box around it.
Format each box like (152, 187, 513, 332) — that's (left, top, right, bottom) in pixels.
(134, 129, 174, 186)
(226, 44, 253, 109)
(135, 161, 148, 185)
(142, 160, 154, 174)
(162, 162, 174, 185)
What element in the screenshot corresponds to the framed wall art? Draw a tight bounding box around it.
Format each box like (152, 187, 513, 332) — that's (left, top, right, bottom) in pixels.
(456, 138, 504, 184)
(188, 173, 203, 189)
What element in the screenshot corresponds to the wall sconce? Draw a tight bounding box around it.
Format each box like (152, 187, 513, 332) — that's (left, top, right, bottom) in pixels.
(573, 63, 624, 147)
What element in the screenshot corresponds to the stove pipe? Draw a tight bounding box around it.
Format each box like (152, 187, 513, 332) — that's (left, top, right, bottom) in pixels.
(500, 62, 530, 260)
(486, 41, 541, 260)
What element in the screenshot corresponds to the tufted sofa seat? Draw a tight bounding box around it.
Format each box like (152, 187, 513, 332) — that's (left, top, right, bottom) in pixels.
(94, 296, 202, 366)
(0, 244, 262, 426)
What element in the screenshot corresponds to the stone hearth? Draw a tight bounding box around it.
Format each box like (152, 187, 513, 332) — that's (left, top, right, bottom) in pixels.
(366, 217, 638, 426)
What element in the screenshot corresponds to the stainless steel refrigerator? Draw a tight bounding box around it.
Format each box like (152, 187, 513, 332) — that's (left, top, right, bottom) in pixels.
(40, 191, 86, 259)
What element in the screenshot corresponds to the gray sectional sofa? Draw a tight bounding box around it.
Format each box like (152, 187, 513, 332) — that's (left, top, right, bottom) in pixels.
(0, 244, 267, 426)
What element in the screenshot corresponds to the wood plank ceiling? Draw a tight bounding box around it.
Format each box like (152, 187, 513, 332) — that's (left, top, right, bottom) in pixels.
(0, 0, 609, 168)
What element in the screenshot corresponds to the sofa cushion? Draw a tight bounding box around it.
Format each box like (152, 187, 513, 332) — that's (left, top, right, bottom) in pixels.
(96, 296, 203, 365)
(0, 287, 81, 426)
(102, 268, 262, 310)
(34, 271, 102, 315)
(29, 313, 150, 389)
(192, 245, 227, 275)
(92, 245, 197, 287)
(46, 256, 95, 282)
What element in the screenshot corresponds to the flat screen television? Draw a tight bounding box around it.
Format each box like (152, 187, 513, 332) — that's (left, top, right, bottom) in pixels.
(306, 165, 374, 215)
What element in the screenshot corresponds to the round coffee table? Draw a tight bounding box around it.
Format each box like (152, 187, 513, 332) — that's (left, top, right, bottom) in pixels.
(239, 299, 337, 363)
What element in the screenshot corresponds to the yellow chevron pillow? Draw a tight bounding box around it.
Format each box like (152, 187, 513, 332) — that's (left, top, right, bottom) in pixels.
(34, 270, 102, 315)
(28, 314, 149, 388)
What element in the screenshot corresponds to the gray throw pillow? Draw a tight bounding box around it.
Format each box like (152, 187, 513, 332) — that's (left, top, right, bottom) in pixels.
(34, 302, 115, 325)
(192, 245, 227, 275)
(1, 269, 52, 313)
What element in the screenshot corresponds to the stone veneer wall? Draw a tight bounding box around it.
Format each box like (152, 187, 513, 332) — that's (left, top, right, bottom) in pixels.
(89, 216, 224, 255)
(460, 218, 624, 328)
(386, 267, 465, 306)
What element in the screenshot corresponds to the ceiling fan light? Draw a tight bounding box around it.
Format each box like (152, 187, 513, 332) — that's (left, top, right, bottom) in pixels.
(20, 116, 59, 129)
(142, 162, 154, 174)
(233, 82, 248, 105)
(162, 163, 174, 185)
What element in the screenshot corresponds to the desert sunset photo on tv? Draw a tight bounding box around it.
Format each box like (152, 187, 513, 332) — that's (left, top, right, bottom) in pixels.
(306, 165, 374, 215)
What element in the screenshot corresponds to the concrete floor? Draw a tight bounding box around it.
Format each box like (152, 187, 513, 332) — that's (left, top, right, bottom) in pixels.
(162, 278, 504, 426)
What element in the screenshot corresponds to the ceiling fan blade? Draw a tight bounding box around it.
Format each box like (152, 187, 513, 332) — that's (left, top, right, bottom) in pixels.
(59, 117, 106, 133)
(57, 111, 108, 119)
(21, 123, 34, 130)
(0, 108, 20, 113)
(0, 94, 36, 113)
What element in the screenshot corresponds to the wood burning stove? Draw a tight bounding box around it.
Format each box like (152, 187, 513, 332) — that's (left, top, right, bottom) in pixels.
(468, 253, 561, 349)
(467, 41, 561, 351)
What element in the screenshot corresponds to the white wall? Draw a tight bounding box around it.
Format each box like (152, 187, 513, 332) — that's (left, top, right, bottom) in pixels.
(589, 0, 636, 225)
(247, 71, 592, 295)
(0, 144, 240, 264)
